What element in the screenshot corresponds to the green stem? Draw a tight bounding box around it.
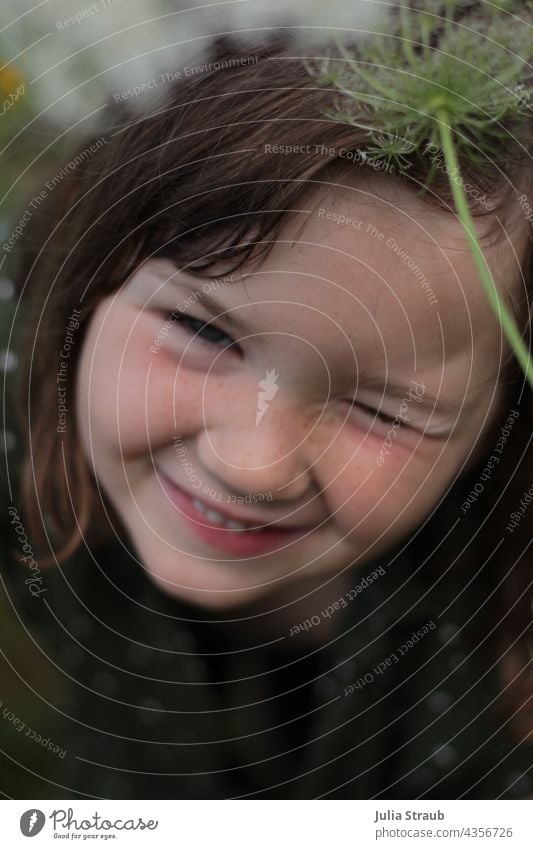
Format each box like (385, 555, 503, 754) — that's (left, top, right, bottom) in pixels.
(344, 61, 399, 102)
(420, 15, 432, 59)
(399, 5, 419, 71)
(436, 109, 533, 389)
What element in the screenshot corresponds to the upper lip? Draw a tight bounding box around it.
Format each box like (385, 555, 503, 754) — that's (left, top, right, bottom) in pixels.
(159, 471, 321, 530)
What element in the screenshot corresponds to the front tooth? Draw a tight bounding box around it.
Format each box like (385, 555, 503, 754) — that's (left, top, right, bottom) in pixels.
(192, 498, 257, 530)
(205, 509, 226, 524)
(192, 499, 224, 523)
(226, 520, 248, 530)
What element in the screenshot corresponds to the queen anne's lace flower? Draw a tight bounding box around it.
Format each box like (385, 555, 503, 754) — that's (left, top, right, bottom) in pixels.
(310, 3, 533, 167)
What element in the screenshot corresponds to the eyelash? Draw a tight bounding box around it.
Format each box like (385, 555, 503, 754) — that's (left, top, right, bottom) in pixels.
(166, 310, 237, 351)
(163, 310, 409, 429)
(345, 400, 409, 429)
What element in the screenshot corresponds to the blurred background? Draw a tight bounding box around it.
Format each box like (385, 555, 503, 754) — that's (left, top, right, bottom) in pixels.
(0, 0, 380, 261)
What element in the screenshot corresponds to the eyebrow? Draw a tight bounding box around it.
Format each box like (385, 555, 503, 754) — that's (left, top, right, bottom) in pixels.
(171, 278, 475, 420)
(172, 278, 280, 336)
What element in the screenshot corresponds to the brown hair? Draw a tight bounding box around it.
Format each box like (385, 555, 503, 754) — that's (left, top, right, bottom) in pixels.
(13, 30, 533, 739)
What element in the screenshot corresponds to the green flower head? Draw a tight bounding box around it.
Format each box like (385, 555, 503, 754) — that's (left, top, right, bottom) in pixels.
(309, 0, 532, 175)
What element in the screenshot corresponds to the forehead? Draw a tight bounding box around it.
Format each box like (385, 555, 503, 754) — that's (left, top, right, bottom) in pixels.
(232, 179, 525, 378)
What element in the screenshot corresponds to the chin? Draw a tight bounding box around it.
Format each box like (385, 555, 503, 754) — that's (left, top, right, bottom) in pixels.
(146, 566, 281, 610)
(134, 542, 286, 610)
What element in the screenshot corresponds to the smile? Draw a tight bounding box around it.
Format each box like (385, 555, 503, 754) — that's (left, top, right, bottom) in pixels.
(190, 498, 263, 531)
(158, 471, 320, 556)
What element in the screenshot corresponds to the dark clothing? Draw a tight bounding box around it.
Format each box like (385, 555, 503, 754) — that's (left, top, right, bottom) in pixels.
(1, 295, 532, 800)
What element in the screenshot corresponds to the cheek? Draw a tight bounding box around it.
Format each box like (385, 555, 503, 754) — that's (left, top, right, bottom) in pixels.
(77, 303, 205, 458)
(319, 427, 454, 539)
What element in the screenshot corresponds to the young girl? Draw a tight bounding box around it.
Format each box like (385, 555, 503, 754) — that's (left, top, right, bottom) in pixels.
(2, 15, 532, 800)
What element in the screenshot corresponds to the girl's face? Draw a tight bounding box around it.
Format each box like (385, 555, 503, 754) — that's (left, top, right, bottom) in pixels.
(76, 179, 525, 608)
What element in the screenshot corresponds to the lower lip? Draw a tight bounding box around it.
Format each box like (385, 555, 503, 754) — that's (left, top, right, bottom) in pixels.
(160, 475, 314, 556)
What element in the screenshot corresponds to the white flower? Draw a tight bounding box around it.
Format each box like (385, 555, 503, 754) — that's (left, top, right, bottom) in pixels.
(0, 0, 382, 127)
(228, 0, 380, 37)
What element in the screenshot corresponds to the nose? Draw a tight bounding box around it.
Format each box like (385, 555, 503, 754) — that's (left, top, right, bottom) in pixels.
(196, 391, 315, 502)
